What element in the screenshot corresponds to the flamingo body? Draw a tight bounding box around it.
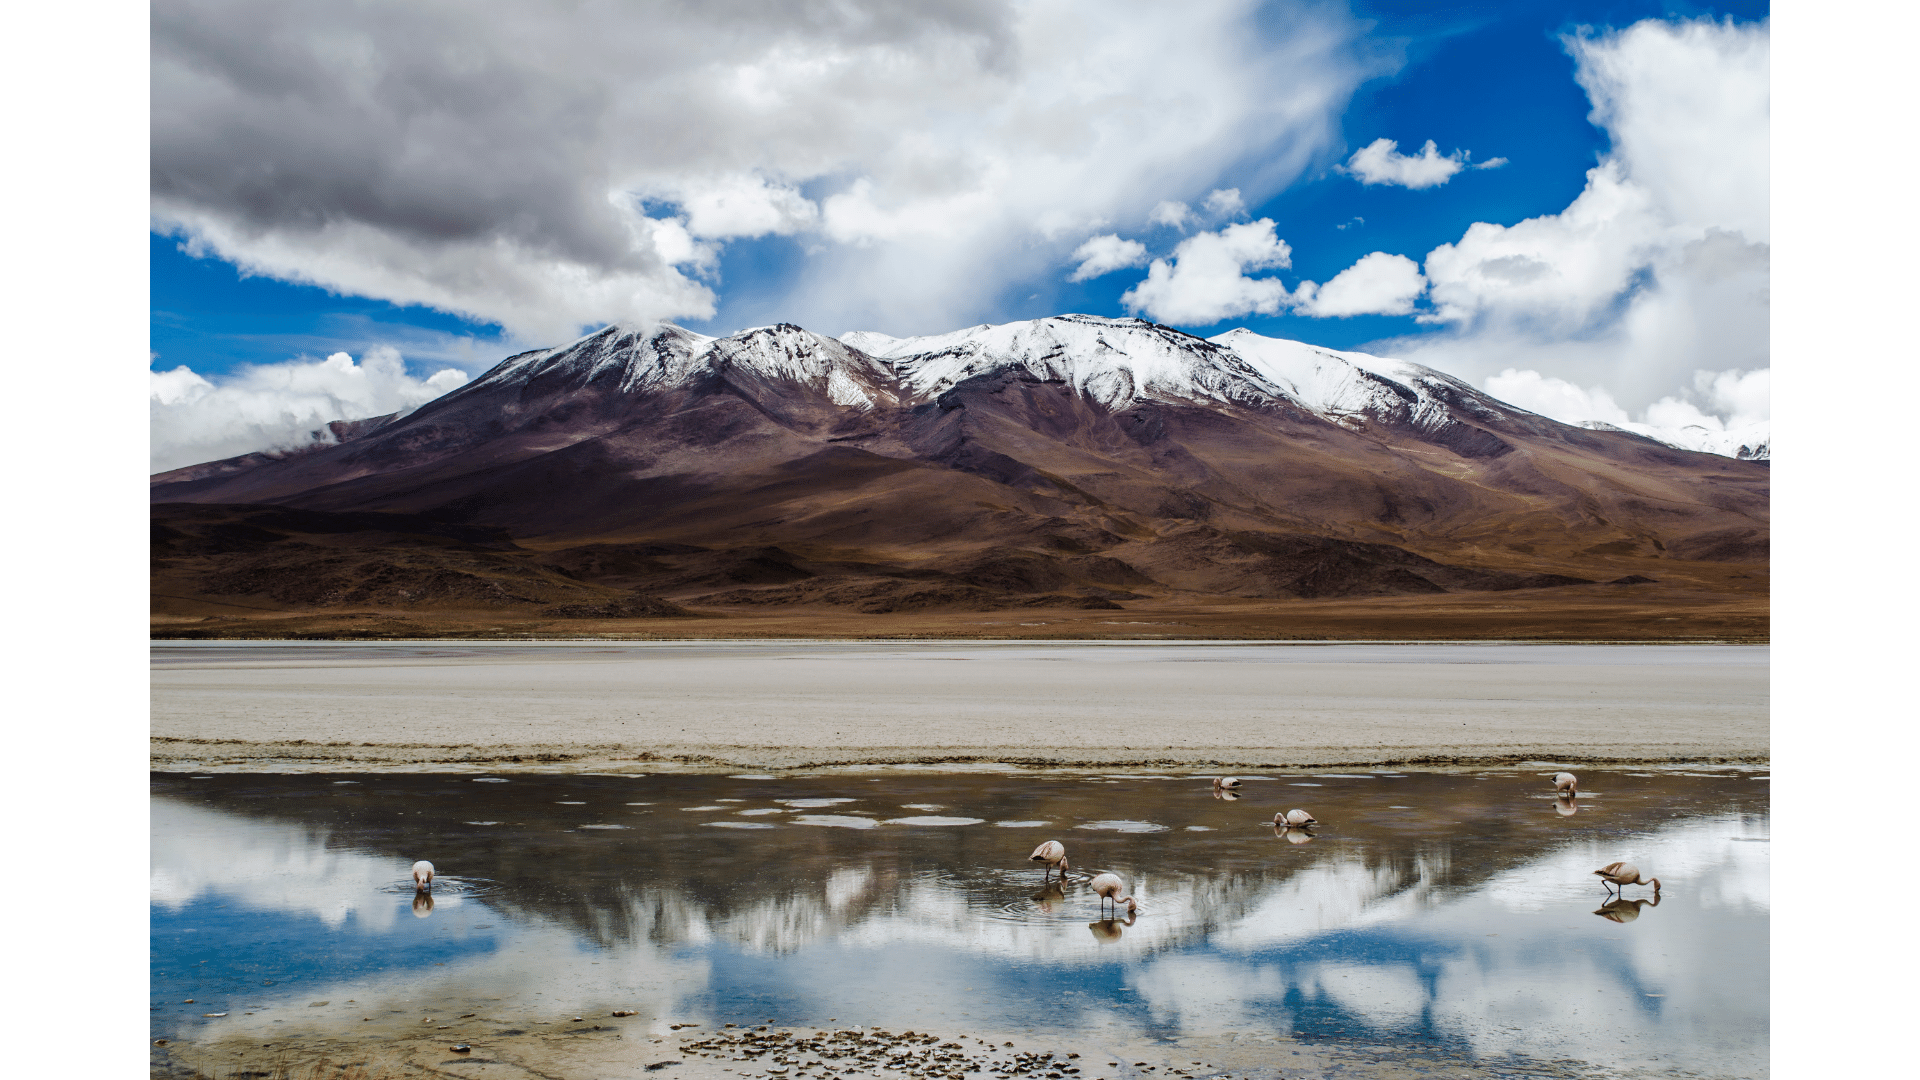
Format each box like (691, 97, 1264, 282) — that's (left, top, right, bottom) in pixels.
(1212, 777, 1241, 791)
(1593, 861, 1660, 894)
(412, 860, 435, 892)
(1554, 772, 1579, 795)
(1088, 872, 1137, 915)
(1029, 841, 1069, 880)
(1275, 809, 1316, 827)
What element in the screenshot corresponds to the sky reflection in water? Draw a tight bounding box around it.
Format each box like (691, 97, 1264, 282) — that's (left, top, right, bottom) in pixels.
(151, 769, 1766, 1075)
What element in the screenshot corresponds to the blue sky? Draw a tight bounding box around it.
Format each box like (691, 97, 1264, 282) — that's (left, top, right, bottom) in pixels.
(150, 0, 1769, 470)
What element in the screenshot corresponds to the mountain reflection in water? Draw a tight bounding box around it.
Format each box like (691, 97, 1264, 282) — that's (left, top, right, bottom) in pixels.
(151, 769, 1767, 1076)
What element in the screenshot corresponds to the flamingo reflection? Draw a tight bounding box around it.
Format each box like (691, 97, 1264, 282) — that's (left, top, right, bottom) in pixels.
(1593, 895, 1661, 923)
(1275, 825, 1314, 844)
(1030, 879, 1067, 913)
(1089, 910, 1136, 942)
(411, 892, 435, 918)
(1554, 795, 1578, 816)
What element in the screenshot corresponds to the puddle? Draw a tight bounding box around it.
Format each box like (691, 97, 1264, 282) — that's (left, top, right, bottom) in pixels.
(151, 768, 1767, 1078)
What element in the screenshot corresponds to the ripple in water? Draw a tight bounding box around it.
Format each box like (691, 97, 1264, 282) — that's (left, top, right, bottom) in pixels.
(885, 816, 985, 826)
(578, 824, 629, 829)
(1075, 820, 1169, 833)
(378, 875, 497, 897)
(780, 798, 854, 808)
(993, 820, 1051, 828)
(703, 822, 777, 829)
(792, 814, 877, 829)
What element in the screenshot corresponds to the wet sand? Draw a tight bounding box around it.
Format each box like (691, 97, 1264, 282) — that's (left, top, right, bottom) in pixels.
(151, 642, 1768, 771)
(155, 1020, 1635, 1080)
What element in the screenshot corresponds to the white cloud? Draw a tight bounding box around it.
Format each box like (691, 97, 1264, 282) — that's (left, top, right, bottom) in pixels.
(1484, 365, 1769, 458)
(1374, 17, 1768, 427)
(1293, 251, 1426, 317)
(1344, 138, 1467, 189)
(1121, 219, 1293, 325)
(1067, 234, 1150, 282)
(150, 347, 467, 473)
(154, 0, 1383, 341)
(667, 174, 820, 240)
(1483, 370, 1632, 426)
(1203, 188, 1246, 216)
(1148, 201, 1195, 229)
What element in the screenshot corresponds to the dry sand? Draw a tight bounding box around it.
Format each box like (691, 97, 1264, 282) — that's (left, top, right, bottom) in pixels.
(151, 641, 1767, 771)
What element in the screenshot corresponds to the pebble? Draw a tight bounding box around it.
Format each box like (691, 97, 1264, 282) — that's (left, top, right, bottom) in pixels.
(451, 1044, 471, 1053)
(614, 1010, 638, 1017)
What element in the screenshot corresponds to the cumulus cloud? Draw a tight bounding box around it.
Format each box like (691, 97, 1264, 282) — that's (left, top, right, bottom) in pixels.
(1148, 201, 1196, 229)
(1293, 251, 1426, 317)
(1121, 219, 1293, 325)
(154, 0, 1382, 341)
(1376, 17, 1768, 427)
(150, 348, 467, 473)
(1203, 188, 1247, 216)
(1067, 234, 1150, 282)
(1342, 138, 1500, 189)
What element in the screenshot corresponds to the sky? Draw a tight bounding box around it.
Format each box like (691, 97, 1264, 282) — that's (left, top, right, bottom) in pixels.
(149, 0, 1770, 471)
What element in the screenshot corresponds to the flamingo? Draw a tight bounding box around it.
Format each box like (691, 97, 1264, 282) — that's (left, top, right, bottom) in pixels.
(412, 860, 435, 892)
(1554, 772, 1579, 796)
(1212, 777, 1241, 791)
(1088, 872, 1137, 916)
(1274, 809, 1316, 827)
(1593, 861, 1660, 895)
(1029, 841, 1069, 881)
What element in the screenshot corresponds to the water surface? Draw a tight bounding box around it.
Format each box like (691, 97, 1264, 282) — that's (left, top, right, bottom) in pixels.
(151, 768, 1767, 1076)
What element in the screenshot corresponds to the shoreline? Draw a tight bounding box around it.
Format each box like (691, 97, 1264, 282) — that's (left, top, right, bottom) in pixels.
(150, 742, 1769, 773)
(153, 640, 1768, 773)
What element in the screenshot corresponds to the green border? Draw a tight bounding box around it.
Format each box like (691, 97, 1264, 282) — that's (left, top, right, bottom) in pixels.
(1766, 4, 1904, 1068)
(4, 0, 149, 1068)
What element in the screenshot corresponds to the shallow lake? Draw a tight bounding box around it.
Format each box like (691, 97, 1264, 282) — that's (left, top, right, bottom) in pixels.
(151, 767, 1767, 1078)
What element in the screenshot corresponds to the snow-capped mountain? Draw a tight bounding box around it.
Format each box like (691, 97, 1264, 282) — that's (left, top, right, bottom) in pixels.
(152, 312, 1766, 622)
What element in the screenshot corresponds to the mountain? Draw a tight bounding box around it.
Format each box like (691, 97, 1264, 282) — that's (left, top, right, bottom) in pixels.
(151, 315, 1767, 637)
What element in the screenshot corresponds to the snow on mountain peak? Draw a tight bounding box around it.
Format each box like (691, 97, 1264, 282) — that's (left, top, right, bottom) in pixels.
(463, 315, 1763, 460)
(844, 313, 1284, 410)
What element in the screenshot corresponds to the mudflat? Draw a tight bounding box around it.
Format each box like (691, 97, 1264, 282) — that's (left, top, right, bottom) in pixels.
(151, 641, 1768, 770)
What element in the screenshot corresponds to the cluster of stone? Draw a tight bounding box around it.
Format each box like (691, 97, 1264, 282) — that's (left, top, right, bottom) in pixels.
(676, 1025, 1090, 1080)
